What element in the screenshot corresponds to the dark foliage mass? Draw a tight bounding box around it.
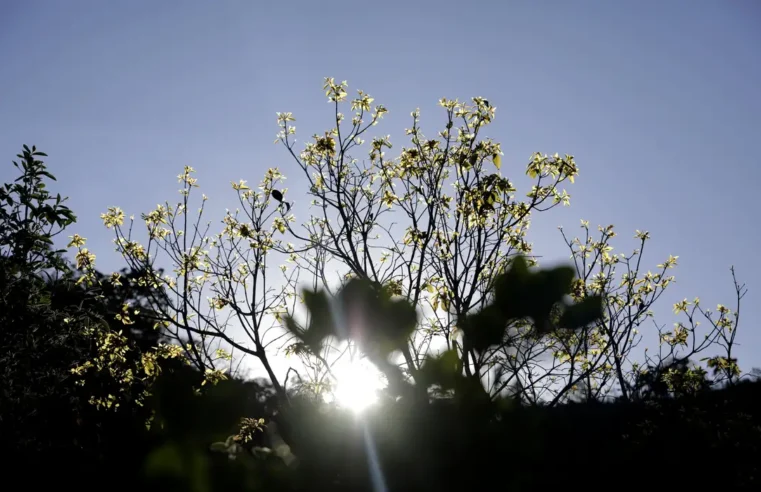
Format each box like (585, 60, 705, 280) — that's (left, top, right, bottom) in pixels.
(0, 146, 155, 481)
(2, 146, 759, 491)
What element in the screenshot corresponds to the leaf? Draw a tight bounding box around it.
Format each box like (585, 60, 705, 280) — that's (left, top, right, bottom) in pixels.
(560, 295, 603, 330)
(419, 349, 461, 389)
(303, 289, 335, 337)
(493, 255, 532, 319)
(484, 255, 599, 340)
(282, 289, 338, 354)
(461, 305, 507, 353)
(440, 292, 450, 312)
(541, 264, 576, 302)
(339, 277, 417, 357)
(493, 153, 502, 170)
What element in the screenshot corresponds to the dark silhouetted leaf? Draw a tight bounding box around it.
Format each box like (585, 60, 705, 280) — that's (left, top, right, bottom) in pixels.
(560, 295, 603, 330)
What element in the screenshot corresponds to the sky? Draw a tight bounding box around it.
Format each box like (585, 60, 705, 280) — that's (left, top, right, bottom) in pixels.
(1, 0, 760, 381)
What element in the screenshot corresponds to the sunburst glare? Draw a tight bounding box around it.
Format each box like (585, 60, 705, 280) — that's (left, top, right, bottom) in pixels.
(325, 353, 386, 414)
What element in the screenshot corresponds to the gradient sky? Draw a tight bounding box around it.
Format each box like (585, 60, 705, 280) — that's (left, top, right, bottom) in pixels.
(2, 0, 760, 378)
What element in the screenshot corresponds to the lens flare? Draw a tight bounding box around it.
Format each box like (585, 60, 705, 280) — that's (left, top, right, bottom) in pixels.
(327, 356, 386, 413)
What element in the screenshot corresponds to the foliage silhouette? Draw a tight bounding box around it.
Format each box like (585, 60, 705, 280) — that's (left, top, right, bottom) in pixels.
(0, 146, 152, 482)
(1, 147, 207, 487)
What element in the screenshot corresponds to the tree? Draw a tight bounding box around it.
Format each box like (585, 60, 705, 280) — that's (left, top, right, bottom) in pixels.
(0, 146, 156, 476)
(0, 146, 209, 487)
(0, 145, 88, 458)
(81, 77, 746, 413)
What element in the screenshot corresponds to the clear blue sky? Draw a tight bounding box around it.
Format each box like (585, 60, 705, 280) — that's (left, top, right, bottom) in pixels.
(2, 0, 760, 373)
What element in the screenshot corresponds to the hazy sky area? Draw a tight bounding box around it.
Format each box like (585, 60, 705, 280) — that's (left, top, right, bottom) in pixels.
(1, 0, 760, 380)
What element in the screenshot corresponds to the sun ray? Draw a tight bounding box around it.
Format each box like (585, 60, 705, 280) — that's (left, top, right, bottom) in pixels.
(326, 353, 386, 413)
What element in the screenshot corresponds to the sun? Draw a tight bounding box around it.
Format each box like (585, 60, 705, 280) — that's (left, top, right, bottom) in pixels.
(326, 355, 386, 414)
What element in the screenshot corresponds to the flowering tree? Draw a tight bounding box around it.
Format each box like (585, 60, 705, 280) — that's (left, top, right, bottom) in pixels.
(72, 78, 746, 409)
